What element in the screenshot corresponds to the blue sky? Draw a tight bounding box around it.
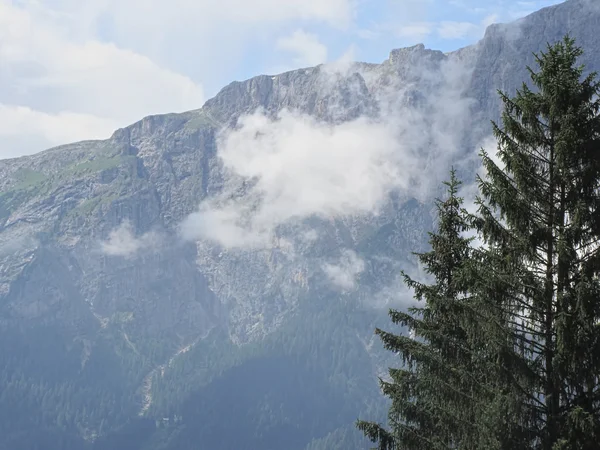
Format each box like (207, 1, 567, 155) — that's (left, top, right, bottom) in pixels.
(0, 0, 564, 158)
(198, 0, 564, 91)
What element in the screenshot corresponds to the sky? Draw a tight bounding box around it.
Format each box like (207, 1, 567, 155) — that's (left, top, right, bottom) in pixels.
(0, 0, 564, 159)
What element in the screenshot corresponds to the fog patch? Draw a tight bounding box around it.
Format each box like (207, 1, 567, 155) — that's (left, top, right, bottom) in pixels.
(322, 249, 365, 291)
(100, 221, 161, 258)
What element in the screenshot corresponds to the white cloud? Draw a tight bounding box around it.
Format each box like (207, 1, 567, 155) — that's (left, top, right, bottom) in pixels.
(458, 133, 500, 249)
(437, 21, 478, 39)
(370, 261, 432, 309)
(446, 0, 561, 19)
(437, 14, 497, 40)
(322, 249, 365, 290)
(0, 232, 38, 257)
(301, 229, 319, 243)
(80, 0, 355, 35)
(277, 30, 328, 67)
(319, 44, 358, 78)
(181, 51, 475, 250)
(360, 0, 556, 48)
(3, 0, 520, 161)
(0, 105, 117, 157)
(22, 0, 355, 91)
(101, 221, 161, 258)
(180, 109, 411, 248)
(1, 0, 356, 159)
(480, 13, 499, 29)
(356, 28, 380, 40)
(395, 22, 434, 40)
(0, 1, 205, 158)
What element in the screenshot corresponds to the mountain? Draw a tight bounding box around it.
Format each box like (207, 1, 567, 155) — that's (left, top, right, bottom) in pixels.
(1, 1, 599, 449)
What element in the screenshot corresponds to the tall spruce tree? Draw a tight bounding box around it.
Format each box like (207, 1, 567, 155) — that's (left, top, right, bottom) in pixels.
(357, 170, 483, 449)
(474, 36, 600, 449)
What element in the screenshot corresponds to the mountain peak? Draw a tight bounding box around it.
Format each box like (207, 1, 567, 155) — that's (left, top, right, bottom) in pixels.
(387, 43, 445, 66)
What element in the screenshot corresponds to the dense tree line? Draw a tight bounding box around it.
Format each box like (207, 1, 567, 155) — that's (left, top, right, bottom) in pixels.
(358, 36, 600, 450)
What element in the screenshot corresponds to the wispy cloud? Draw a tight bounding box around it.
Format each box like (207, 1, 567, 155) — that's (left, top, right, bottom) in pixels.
(276, 30, 329, 67)
(370, 259, 432, 309)
(395, 22, 434, 40)
(437, 21, 479, 39)
(0, 1, 204, 157)
(100, 221, 161, 258)
(437, 14, 497, 40)
(0, 0, 566, 160)
(354, 0, 562, 55)
(0, 232, 38, 257)
(181, 52, 476, 250)
(322, 249, 365, 290)
(0, 0, 356, 158)
(180, 110, 405, 248)
(0, 105, 117, 158)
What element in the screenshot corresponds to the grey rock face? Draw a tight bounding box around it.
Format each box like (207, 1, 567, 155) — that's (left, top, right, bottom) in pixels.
(468, 0, 600, 126)
(0, 45, 454, 348)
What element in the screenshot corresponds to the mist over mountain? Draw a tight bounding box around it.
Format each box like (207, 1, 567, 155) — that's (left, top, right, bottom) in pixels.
(0, 1, 598, 449)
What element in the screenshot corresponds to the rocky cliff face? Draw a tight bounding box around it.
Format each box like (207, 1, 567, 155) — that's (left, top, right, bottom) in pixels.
(0, 45, 451, 348)
(0, 0, 598, 447)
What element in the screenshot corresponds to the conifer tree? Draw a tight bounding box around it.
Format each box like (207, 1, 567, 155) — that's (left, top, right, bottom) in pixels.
(474, 35, 600, 449)
(357, 170, 482, 449)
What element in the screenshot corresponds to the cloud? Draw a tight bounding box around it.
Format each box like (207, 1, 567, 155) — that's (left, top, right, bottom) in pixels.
(182, 50, 476, 250)
(0, 232, 39, 257)
(0, 105, 117, 158)
(100, 221, 161, 258)
(446, 0, 562, 18)
(437, 14, 497, 40)
(314, 44, 360, 79)
(437, 21, 479, 39)
(19, 0, 355, 93)
(457, 133, 500, 249)
(1, 0, 552, 161)
(395, 22, 434, 40)
(370, 260, 432, 309)
(356, 29, 380, 40)
(0, 0, 361, 159)
(180, 110, 411, 248)
(0, 1, 205, 158)
(322, 249, 365, 290)
(87, 0, 355, 34)
(356, 1, 558, 52)
(276, 30, 328, 67)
